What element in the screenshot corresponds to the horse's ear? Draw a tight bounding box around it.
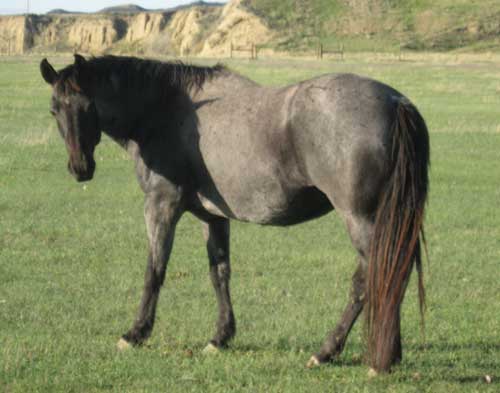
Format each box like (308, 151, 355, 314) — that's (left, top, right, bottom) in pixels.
(73, 54, 90, 92)
(74, 53, 86, 67)
(73, 54, 86, 80)
(40, 58, 58, 85)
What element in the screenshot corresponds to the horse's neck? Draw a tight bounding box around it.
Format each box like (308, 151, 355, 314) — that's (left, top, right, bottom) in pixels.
(96, 87, 149, 145)
(105, 132, 129, 150)
(98, 80, 198, 156)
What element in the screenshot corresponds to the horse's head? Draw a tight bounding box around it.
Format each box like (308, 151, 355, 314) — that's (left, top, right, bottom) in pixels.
(40, 54, 100, 182)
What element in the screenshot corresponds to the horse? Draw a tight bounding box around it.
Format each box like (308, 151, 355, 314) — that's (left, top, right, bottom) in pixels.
(40, 54, 429, 373)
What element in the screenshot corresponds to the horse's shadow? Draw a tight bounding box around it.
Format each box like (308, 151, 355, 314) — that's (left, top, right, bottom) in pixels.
(198, 339, 499, 384)
(392, 340, 498, 384)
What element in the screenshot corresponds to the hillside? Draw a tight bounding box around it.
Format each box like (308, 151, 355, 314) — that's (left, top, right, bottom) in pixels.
(98, 4, 147, 14)
(44, 2, 225, 15)
(1, 0, 500, 56)
(46, 9, 81, 15)
(0, 1, 272, 57)
(242, 0, 500, 52)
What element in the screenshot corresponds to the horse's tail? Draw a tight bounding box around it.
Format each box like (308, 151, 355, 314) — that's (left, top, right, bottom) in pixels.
(367, 97, 430, 372)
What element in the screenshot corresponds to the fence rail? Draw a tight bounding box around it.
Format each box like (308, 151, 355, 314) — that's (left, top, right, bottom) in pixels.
(316, 43, 344, 60)
(229, 43, 258, 60)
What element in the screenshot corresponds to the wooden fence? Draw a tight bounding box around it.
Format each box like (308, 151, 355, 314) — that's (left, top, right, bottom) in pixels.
(316, 43, 344, 60)
(229, 43, 258, 60)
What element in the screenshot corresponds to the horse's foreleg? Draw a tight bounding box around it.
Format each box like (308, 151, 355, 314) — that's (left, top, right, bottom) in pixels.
(202, 217, 235, 352)
(118, 195, 181, 349)
(307, 261, 366, 366)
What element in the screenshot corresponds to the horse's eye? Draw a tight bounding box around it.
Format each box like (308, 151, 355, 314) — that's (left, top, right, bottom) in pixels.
(50, 110, 56, 116)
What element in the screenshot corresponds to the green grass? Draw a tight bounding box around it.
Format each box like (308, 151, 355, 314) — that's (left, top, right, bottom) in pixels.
(1, 54, 500, 392)
(242, 0, 500, 52)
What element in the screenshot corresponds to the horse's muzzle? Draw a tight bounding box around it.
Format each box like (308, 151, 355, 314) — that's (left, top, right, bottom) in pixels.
(68, 153, 95, 182)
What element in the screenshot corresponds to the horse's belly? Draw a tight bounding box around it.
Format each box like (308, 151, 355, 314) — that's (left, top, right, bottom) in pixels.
(261, 186, 333, 226)
(197, 186, 333, 226)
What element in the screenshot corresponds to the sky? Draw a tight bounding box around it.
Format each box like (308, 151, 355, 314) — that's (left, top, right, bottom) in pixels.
(0, 0, 225, 15)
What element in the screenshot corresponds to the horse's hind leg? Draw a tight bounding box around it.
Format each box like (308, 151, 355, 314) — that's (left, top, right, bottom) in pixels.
(202, 217, 236, 352)
(308, 214, 380, 367)
(307, 260, 366, 367)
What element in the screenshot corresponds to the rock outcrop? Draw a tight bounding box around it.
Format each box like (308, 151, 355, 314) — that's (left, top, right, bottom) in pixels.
(67, 17, 120, 52)
(0, 0, 273, 57)
(1, 0, 499, 56)
(200, 0, 273, 57)
(0, 16, 28, 54)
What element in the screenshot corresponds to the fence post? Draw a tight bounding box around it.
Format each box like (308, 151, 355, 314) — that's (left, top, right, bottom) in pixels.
(317, 43, 323, 60)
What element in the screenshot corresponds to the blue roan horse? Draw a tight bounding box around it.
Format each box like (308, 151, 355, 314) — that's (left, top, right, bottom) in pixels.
(40, 54, 429, 373)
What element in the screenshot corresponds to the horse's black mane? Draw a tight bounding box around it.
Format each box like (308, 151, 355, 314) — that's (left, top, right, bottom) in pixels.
(58, 55, 226, 95)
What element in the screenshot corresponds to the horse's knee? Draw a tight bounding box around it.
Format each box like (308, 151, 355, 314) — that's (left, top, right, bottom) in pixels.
(217, 262, 230, 281)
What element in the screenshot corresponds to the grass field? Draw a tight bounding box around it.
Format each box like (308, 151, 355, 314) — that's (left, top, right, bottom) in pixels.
(1, 54, 499, 392)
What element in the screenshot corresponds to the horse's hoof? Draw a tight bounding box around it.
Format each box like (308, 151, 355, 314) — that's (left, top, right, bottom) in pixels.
(367, 368, 378, 378)
(306, 355, 321, 368)
(117, 338, 133, 351)
(202, 343, 220, 355)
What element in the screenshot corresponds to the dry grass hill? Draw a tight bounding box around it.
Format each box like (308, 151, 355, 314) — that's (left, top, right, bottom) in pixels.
(1, 0, 500, 56)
